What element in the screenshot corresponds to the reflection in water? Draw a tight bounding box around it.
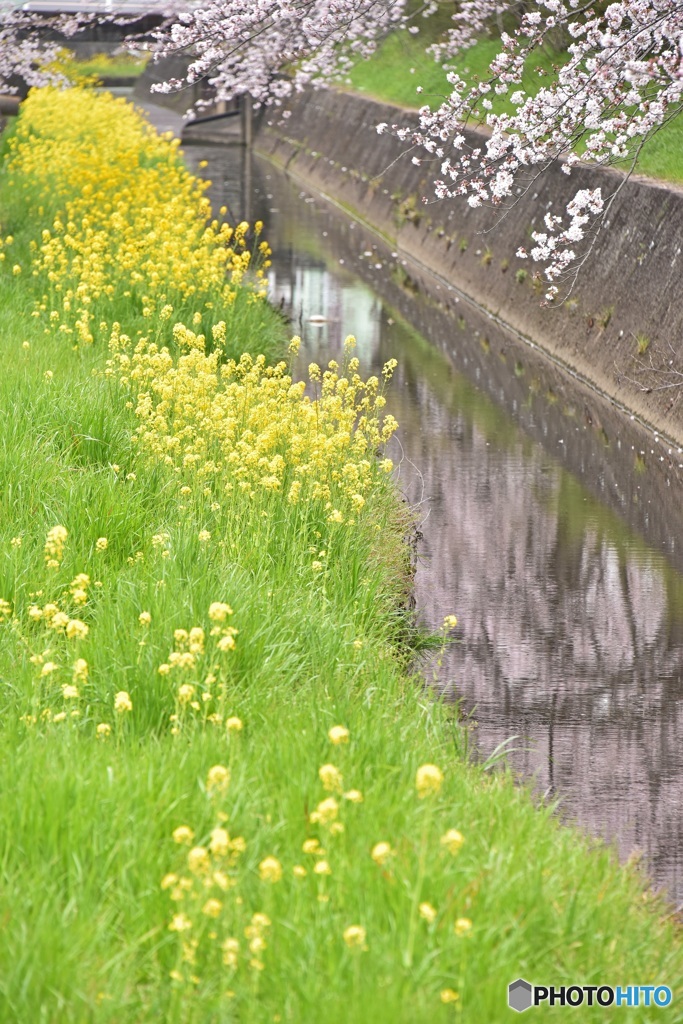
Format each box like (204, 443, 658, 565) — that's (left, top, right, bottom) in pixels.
(186, 143, 683, 902)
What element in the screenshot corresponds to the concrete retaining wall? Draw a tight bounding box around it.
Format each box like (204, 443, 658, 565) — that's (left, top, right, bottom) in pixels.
(255, 89, 683, 444)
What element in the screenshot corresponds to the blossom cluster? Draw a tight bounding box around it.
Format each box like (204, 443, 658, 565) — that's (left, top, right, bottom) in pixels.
(161, 727, 472, 1002)
(391, 0, 683, 290)
(151, 0, 408, 111)
(106, 324, 397, 526)
(4, 87, 269, 345)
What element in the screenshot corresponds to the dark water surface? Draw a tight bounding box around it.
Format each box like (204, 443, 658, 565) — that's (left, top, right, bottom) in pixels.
(181, 138, 683, 905)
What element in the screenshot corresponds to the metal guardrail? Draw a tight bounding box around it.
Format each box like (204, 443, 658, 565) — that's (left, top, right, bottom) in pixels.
(184, 110, 240, 127)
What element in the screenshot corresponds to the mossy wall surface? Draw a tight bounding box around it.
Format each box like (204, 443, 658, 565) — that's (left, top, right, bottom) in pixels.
(255, 89, 683, 444)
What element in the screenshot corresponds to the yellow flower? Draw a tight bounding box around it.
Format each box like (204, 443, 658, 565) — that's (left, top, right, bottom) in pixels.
(169, 913, 192, 933)
(62, 684, 79, 700)
(419, 902, 437, 923)
(10, 536, 21, 548)
(72, 658, 88, 683)
(371, 842, 394, 866)
(52, 712, 67, 723)
(226, 716, 243, 732)
(138, 611, 151, 626)
(187, 846, 210, 874)
(440, 989, 459, 1004)
(114, 691, 132, 713)
(440, 829, 465, 855)
(258, 857, 283, 883)
(302, 839, 323, 855)
(202, 898, 222, 918)
(66, 619, 89, 640)
(328, 724, 349, 745)
(318, 763, 343, 793)
(415, 764, 444, 799)
(217, 634, 236, 652)
(206, 764, 230, 794)
(313, 860, 331, 876)
(454, 918, 472, 937)
(342, 925, 367, 950)
(96, 722, 111, 739)
(40, 661, 58, 677)
(208, 601, 233, 621)
(209, 827, 230, 857)
(293, 865, 307, 878)
(173, 825, 195, 845)
(222, 937, 239, 968)
(198, 530, 211, 543)
(343, 789, 363, 803)
(161, 873, 178, 890)
(95, 537, 108, 552)
(213, 870, 230, 890)
(177, 683, 196, 704)
(443, 615, 458, 629)
(309, 797, 338, 826)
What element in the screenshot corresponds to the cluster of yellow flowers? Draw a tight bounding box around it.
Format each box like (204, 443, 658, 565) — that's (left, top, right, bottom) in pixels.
(161, 726, 471, 1005)
(106, 324, 397, 523)
(163, 765, 269, 990)
(2, 527, 136, 732)
(4, 87, 269, 346)
(157, 602, 241, 733)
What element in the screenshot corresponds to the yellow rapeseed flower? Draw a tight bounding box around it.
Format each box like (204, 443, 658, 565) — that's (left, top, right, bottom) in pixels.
(309, 797, 338, 826)
(114, 691, 132, 713)
(65, 619, 89, 640)
(328, 724, 349, 745)
(302, 839, 323, 855)
(415, 764, 444, 799)
(172, 825, 195, 845)
(187, 846, 210, 874)
(454, 918, 473, 937)
(371, 842, 394, 866)
(342, 925, 367, 950)
(209, 828, 230, 857)
(169, 913, 192, 933)
(202, 898, 222, 918)
(440, 828, 465, 855)
(208, 602, 233, 621)
(206, 764, 230, 794)
(258, 857, 283, 883)
(419, 902, 437, 923)
(318, 764, 343, 793)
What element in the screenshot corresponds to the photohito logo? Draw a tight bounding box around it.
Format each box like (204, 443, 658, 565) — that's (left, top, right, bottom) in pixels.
(508, 979, 672, 1012)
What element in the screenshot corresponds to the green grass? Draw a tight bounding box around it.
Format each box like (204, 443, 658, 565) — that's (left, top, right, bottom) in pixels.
(349, 31, 683, 183)
(0, 90, 682, 1022)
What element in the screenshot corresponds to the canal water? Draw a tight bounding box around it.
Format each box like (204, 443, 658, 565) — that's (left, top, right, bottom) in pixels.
(176, 132, 683, 905)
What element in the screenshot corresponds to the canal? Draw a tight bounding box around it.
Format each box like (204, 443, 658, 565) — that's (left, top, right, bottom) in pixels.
(174, 127, 683, 906)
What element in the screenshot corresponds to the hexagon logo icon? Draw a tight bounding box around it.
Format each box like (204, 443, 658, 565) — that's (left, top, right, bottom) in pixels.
(508, 978, 533, 1012)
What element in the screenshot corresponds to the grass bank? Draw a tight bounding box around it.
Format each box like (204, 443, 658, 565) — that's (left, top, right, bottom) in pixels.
(0, 85, 682, 1023)
(348, 30, 683, 184)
